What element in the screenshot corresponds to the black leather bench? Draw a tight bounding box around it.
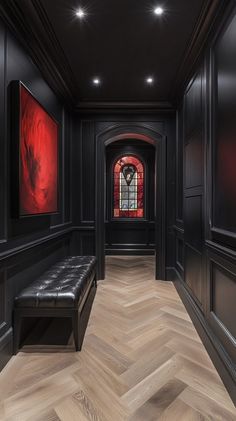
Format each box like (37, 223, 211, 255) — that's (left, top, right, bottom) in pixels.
(13, 256, 97, 354)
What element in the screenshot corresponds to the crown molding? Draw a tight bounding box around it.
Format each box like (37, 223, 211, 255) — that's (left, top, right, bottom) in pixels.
(0, 0, 78, 109)
(76, 101, 175, 114)
(170, 0, 230, 103)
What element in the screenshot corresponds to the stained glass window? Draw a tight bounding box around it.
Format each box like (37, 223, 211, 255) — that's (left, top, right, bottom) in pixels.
(113, 155, 144, 218)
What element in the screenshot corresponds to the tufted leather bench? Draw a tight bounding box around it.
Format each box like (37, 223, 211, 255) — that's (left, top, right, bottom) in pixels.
(13, 256, 97, 353)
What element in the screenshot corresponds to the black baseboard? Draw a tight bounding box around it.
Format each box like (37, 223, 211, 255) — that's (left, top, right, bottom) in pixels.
(0, 328, 13, 371)
(105, 249, 155, 256)
(172, 267, 236, 407)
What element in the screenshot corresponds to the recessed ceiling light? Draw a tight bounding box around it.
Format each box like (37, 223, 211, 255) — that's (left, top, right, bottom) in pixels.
(76, 8, 85, 18)
(146, 77, 154, 84)
(93, 78, 101, 85)
(154, 6, 164, 15)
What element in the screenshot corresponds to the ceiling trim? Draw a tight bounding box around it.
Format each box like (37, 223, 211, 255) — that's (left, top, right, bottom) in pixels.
(76, 101, 175, 114)
(0, 0, 78, 108)
(170, 0, 230, 103)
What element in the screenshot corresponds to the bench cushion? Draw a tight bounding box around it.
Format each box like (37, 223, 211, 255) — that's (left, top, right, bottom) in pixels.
(14, 256, 96, 309)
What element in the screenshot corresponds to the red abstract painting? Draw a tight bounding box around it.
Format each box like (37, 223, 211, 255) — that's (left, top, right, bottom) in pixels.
(19, 84, 58, 216)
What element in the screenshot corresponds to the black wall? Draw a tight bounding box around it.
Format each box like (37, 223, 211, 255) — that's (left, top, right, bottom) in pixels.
(72, 114, 176, 275)
(0, 19, 73, 368)
(173, 1, 236, 405)
(105, 139, 155, 255)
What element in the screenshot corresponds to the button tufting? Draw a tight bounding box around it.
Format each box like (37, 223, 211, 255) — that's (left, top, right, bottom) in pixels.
(14, 256, 96, 308)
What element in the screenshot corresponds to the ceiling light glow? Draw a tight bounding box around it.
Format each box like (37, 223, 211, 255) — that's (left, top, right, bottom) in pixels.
(154, 6, 164, 15)
(76, 8, 85, 18)
(146, 77, 154, 84)
(93, 78, 101, 85)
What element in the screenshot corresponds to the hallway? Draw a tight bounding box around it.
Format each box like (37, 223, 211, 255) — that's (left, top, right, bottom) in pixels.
(0, 256, 235, 420)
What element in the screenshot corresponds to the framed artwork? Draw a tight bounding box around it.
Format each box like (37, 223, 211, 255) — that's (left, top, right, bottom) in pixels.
(11, 81, 59, 217)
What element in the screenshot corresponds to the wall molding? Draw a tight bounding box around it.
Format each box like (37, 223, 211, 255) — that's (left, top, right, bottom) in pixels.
(105, 249, 155, 256)
(173, 225, 184, 235)
(206, 240, 236, 263)
(173, 268, 236, 406)
(0, 226, 73, 264)
(76, 101, 175, 113)
(73, 226, 95, 231)
(0, 225, 99, 264)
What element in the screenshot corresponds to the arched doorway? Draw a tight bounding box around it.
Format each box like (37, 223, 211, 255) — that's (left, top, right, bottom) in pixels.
(96, 123, 166, 280)
(106, 142, 155, 255)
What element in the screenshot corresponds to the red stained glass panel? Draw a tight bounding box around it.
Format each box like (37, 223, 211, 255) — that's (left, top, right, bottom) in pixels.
(113, 155, 144, 218)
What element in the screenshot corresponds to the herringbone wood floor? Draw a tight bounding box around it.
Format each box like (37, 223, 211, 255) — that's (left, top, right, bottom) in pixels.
(0, 256, 235, 420)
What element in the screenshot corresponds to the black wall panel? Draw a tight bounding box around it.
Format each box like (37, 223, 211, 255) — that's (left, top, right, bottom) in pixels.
(0, 23, 6, 242)
(70, 230, 95, 257)
(185, 72, 203, 138)
(0, 272, 6, 332)
(64, 110, 72, 223)
(81, 121, 95, 224)
(176, 237, 184, 271)
(185, 195, 203, 251)
(185, 245, 202, 304)
(176, 104, 184, 223)
(80, 233, 95, 255)
(174, 2, 236, 405)
(207, 254, 236, 364)
(212, 264, 236, 340)
(185, 132, 203, 189)
(0, 18, 73, 369)
(183, 65, 204, 307)
(213, 13, 236, 234)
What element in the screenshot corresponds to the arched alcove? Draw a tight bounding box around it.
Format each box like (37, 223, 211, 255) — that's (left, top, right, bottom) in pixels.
(96, 123, 166, 280)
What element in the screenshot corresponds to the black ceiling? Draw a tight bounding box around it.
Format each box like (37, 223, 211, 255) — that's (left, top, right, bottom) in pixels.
(0, 0, 224, 108)
(39, 0, 206, 103)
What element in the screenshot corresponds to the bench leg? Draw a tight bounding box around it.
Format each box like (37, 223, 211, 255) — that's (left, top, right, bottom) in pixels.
(72, 311, 81, 352)
(13, 311, 22, 355)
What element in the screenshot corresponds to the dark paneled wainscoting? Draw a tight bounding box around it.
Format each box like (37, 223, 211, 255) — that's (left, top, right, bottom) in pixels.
(172, 260, 236, 406)
(0, 227, 74, 370)
(105, 221, 155, 255)
(172, 1, 236, 406)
